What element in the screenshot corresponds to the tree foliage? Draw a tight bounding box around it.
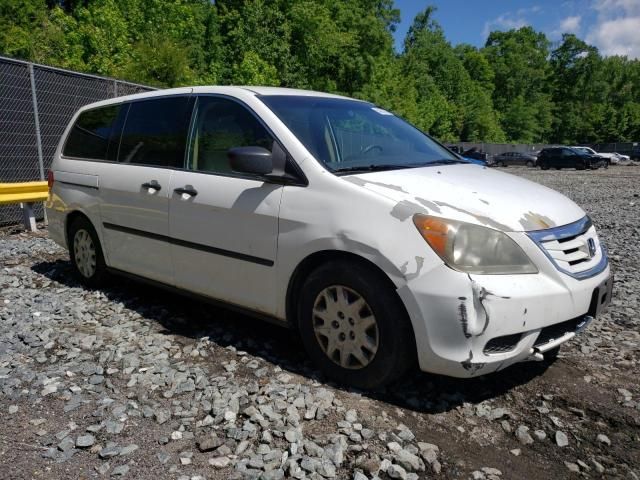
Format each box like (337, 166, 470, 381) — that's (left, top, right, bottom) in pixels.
(1, 1, 639, 143)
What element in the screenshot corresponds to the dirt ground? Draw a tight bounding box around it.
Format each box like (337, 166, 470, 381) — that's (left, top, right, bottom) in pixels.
(0, 166, 638, 479)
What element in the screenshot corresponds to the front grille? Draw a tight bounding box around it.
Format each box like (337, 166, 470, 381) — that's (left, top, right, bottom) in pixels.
(484, 333, 522, 354)
(528, 217, 608, 279)
(533, 317, 582, 347)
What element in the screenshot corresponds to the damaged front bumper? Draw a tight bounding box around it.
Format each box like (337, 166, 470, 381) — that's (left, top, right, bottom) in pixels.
(397, 259, 613, 378)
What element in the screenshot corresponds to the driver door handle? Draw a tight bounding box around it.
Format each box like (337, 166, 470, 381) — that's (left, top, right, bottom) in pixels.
(174, 186, 198, 197)
(141, 181, 161, 191)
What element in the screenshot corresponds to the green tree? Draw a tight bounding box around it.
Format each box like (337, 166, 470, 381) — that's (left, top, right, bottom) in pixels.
(484, 27, 553, 142)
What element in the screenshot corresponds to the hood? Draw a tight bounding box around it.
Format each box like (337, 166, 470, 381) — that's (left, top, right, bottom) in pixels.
(343, 164, 585, 232)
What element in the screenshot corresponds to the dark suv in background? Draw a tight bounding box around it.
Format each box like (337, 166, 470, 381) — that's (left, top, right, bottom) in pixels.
(493, 151, 537, 167)
(537, 147, 607, 170)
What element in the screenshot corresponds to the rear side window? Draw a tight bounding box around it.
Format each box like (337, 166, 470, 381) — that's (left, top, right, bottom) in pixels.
(63, 105, 121, 160)
(118, 96, 192, 167)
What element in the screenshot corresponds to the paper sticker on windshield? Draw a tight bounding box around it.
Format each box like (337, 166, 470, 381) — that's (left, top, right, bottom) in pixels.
(371, 107, 393, 115)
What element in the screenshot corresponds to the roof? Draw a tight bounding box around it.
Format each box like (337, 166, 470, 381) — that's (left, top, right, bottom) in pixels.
(75, 85, 359, 113)
(235, 86, 351, 99)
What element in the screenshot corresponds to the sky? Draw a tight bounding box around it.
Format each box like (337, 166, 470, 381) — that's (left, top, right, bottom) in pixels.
(392, 0, 640, 59)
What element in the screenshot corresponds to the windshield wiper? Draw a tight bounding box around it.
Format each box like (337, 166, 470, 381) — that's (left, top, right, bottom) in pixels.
(425, 159, 468, 165)
(333, 159, 466, 174)
(332, 164, 415, 173)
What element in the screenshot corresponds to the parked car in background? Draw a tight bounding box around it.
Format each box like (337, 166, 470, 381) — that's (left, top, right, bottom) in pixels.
(462, 147, 491, 162)
(461, 156, 488, 166)
(571, 146, 618, 166)
(493, 151, 537, 167)
(592, 143, 639, 161)
(538, 147, 607, 170)
(445, 146, 488, 166)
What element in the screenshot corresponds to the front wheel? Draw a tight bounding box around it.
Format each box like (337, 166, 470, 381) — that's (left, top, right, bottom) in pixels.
(540, 162, 550, 170)
(68, 216, 108, 288)
(298, 261, 414, 390)
(526, 160, 534, 167)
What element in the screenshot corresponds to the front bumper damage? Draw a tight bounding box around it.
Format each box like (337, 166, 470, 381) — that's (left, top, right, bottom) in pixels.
(397, 255, 613, 378)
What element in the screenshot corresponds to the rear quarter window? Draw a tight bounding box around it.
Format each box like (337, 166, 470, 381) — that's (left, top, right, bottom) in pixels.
(63, 105, 121, 160)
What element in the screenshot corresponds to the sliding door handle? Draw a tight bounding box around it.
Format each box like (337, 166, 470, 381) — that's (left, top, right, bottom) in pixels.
(174, 186, 198, 197)
(141, 181, 161, 191)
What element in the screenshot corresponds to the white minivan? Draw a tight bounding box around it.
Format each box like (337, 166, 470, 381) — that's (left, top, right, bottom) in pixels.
(46, 87, 613, 389)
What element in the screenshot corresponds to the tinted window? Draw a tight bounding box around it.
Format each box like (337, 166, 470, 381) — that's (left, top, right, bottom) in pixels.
(188, 97, 274, 174)
(118, 96, 192, 167)
(63, 105, 121, 160)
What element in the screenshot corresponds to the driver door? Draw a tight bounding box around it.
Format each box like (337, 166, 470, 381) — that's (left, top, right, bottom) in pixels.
(168, 95, 283, 315)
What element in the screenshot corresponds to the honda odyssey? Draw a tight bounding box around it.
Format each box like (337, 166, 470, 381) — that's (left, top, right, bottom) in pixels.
(46, 87, 613, 389)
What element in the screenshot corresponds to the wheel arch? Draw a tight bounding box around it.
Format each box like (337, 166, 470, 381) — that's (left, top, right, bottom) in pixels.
(285, 250, 413, 334)
(65, 210, 94, 247)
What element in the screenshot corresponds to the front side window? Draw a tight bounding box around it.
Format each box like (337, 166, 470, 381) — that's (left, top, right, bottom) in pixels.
(118, 96, 191, 167)
(63, 105, 121, 160)
(259, 95, 464, 173)
(187, 96, 274, 174)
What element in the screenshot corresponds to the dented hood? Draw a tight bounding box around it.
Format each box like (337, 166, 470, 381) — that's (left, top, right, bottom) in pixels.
(344, 164, 585, 232)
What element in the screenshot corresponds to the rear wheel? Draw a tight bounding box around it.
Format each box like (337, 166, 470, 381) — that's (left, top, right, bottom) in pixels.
(68, 216, 108, 288)
(298, 261, 414, 390)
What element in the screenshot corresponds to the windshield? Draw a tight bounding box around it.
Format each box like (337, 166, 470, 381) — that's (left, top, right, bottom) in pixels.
(574, 147, 594, 154)
(258, 95, 464, 172)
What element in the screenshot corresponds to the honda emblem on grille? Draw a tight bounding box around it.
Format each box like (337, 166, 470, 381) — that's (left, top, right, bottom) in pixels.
(587, 238, 596, 258)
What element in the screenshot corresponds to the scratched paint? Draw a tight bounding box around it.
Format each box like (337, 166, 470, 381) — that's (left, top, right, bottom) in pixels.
(461, 350, 485, 374)
(434, 200, 513, 232)
(519, 211, 557, 230)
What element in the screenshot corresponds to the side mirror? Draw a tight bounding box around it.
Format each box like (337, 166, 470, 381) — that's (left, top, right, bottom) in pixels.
(228, 146, 273, 175)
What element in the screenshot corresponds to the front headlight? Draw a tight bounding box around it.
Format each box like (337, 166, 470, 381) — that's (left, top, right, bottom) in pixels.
(413, 214, 538, 274)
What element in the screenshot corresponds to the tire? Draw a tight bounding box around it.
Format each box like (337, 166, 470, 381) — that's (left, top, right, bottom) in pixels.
(496, 161, 504, 167)
(298, 260, 414, 390)
(68, 216, 108, 288)
(540, 162, 550, 170)
(526, 160, 534, 167)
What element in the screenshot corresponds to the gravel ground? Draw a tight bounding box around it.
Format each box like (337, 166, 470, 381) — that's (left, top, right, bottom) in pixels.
(0, 166, 639, 480)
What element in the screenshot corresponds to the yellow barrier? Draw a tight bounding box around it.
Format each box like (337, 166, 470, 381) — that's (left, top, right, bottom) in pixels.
(0, 181, 48, 205)
(0, 181, 48, 231)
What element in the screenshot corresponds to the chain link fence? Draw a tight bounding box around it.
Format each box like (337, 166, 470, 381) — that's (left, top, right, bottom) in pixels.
(0, 55, 154, 225)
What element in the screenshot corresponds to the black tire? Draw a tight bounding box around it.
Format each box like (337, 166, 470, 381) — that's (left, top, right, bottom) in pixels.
(298, 260, 414, 390)
(526, 160, 534, 167)
(540, 162, 550, 170)
(496, 161, 504, 167)
(68, 216, 108, 288)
